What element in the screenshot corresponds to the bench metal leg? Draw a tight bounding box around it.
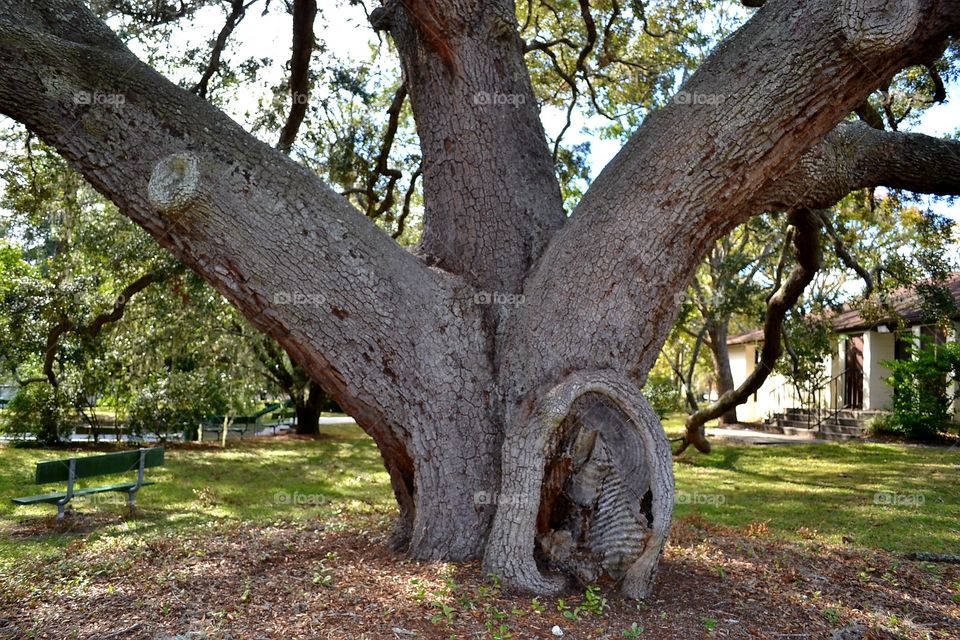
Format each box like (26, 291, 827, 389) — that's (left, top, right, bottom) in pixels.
(56, 458, 76, 524)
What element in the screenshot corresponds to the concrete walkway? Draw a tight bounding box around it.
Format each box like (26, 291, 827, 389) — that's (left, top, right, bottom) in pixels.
(705, 425, 827, 445)
(0, 416, 360, 444)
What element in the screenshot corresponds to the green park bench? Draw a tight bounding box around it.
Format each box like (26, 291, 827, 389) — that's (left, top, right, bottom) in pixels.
(201, 401, 292, 440)
(11, 447, 164, 522)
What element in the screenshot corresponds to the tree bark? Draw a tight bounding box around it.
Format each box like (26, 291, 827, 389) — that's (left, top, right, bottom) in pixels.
(2, 0, 960, 600)
(294, 381, 325, 436)
(705, 322, 739, 426)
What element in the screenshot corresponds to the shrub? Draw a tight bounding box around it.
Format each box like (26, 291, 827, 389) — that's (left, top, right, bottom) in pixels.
(884, 337, 960, 440)
(644, 374, 682, 419)
(126, 370, 230, 440)
(863, 413, 901, 438)
(1, 383, 73, 445)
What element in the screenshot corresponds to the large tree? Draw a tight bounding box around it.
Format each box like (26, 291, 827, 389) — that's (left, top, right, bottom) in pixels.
(1, 0, 959, 598)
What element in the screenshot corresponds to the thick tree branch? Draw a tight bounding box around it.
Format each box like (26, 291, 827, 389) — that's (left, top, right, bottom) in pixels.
(678, 209, 823, 454)
(375, 0, 565, 292)
(759, 121, 960, 212)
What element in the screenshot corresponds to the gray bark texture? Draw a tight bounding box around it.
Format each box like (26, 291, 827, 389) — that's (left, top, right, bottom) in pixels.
(706, 323, 739, 425)
(1, 0, 959, 599)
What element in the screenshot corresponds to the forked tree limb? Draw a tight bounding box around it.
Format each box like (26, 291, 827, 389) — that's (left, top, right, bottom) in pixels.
(815, 210, 874, 297)
(192, 0, 254, 98)
(42, 271, 166, 387)
(677, 209, 823, 454)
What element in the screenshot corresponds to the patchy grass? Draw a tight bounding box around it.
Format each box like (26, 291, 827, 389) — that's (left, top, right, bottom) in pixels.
(0, 424, 391, 570)
(673, 439, 960, 554)
(0, 422, 958, 638)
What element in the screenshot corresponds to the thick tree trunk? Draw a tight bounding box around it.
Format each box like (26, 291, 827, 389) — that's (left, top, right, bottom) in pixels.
(2, 0, 959, 601)
(706, 323, 739, 425)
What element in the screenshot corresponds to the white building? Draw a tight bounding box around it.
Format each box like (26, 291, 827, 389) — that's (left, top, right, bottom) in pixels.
(726, 277, 960, 424)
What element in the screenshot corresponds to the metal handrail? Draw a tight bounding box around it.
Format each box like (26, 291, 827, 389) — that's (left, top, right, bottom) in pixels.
(768, 367, 850, 433)
(813, 367, 851, 433)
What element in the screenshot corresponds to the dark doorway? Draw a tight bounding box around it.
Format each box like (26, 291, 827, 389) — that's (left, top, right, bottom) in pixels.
(844, 334, 864, 409)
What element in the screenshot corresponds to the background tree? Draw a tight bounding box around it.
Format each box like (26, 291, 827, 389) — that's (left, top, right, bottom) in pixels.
(675, 46, 960, 449)
(0, 133, 269, 442)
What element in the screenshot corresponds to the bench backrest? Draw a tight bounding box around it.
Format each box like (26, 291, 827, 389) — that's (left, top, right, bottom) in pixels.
(35, 448, 165, 484)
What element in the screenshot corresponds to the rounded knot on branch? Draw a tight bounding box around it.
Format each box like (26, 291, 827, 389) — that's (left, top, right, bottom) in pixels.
(838, 0, 919, 55)
(369, 0, 399, 30)
(148, 152, 201, 217)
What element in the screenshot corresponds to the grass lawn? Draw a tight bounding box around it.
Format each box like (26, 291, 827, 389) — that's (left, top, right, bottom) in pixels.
(0, 420, 958, 638)
(1, 419, 957, 565)
(0, 423, 393, 571)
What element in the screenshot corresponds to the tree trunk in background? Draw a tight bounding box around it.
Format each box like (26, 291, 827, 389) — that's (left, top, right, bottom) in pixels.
(294, 381, 326, 435)
(2, 0, 959, 600)
(707, 323, 739, 425)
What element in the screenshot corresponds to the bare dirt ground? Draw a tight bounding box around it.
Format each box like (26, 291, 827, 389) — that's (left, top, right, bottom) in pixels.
(2, 515, 958, 640)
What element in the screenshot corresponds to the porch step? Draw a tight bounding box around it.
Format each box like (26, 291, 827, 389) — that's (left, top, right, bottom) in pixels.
(767, 407, 873, 441)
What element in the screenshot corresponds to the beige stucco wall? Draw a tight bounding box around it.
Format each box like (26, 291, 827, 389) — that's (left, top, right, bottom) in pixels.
(863, 330, 895, 410)
(728, 342, 798, 422)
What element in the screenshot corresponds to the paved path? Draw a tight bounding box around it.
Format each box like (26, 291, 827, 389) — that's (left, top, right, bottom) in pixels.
(0, 416, 360, 444)
(705, 425, 825, 445)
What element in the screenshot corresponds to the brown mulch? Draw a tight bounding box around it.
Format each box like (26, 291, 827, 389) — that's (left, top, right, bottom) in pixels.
(1, 515, 958, 639)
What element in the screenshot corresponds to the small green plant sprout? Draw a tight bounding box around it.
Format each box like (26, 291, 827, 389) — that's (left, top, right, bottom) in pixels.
(530, 597, 545, 614)
(583, 585, 609, 616)
(821, 608, 842, 624)
(311, 572, 333, 587)
(239, 577, 251, 603)
(311, 553, 336, 587)
(556, 598, 581, 621)
(623, 622, 644, 638)
(701, 617, 718, 632)
(429, 600, 455, 625)
(487, 623, 513, 640)
(410, 578, 427, 601)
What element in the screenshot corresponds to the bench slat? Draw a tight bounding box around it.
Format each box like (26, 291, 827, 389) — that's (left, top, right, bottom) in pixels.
(12, 481, 158, 505)
(34, 448, 164, 484)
